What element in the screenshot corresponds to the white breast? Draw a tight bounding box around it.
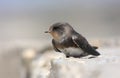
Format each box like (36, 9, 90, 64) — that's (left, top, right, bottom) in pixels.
(60, 47, 84, 56)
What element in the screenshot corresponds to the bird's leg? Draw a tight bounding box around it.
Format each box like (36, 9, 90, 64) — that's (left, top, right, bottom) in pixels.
(66, 54, 70, 58)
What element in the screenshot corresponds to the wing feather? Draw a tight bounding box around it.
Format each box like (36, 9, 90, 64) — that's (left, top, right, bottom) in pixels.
(72, 35, 100, 56)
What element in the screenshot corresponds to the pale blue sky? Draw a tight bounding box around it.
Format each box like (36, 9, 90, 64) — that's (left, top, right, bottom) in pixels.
(0, 0, 120, 11)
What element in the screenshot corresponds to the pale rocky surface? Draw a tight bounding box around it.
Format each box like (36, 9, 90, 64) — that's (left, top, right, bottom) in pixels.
(30, 47, 120, 78)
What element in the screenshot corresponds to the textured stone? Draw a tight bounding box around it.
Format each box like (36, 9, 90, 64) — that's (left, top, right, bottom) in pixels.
(31, 48, 120, 78)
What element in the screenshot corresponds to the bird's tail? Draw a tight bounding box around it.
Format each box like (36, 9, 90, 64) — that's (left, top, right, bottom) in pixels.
(85, 44, 100, 56)
(91, 50, 100, 56)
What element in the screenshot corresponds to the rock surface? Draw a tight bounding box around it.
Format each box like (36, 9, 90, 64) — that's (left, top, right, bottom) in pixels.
(31, 47, 120, 78)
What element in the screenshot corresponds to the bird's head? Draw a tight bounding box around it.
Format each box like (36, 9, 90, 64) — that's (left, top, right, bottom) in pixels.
(45, 22, 73, 41)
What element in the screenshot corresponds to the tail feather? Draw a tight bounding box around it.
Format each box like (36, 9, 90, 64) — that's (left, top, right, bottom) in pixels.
(90, 50, 100, 56)
(87, 45, 100, 56)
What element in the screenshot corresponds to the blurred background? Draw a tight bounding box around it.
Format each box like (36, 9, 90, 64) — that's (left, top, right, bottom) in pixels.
(0, 0, 120, 78)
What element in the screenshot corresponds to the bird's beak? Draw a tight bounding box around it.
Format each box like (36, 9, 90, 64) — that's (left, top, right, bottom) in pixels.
(44, 31, 50, 33)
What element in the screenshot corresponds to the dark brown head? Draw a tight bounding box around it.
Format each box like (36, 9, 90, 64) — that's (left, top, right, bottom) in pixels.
(45, 22, 74, 40)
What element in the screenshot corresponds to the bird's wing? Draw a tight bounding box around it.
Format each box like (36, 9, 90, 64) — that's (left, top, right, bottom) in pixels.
(72, 35, 100, 56)
(52, 39, 61, 52)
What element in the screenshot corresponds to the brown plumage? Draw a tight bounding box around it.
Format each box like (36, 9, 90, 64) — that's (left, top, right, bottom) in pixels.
(45, 22, 100, 58)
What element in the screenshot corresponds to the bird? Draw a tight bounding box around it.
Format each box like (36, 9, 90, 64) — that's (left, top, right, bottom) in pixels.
(45, 22, 100, 58)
